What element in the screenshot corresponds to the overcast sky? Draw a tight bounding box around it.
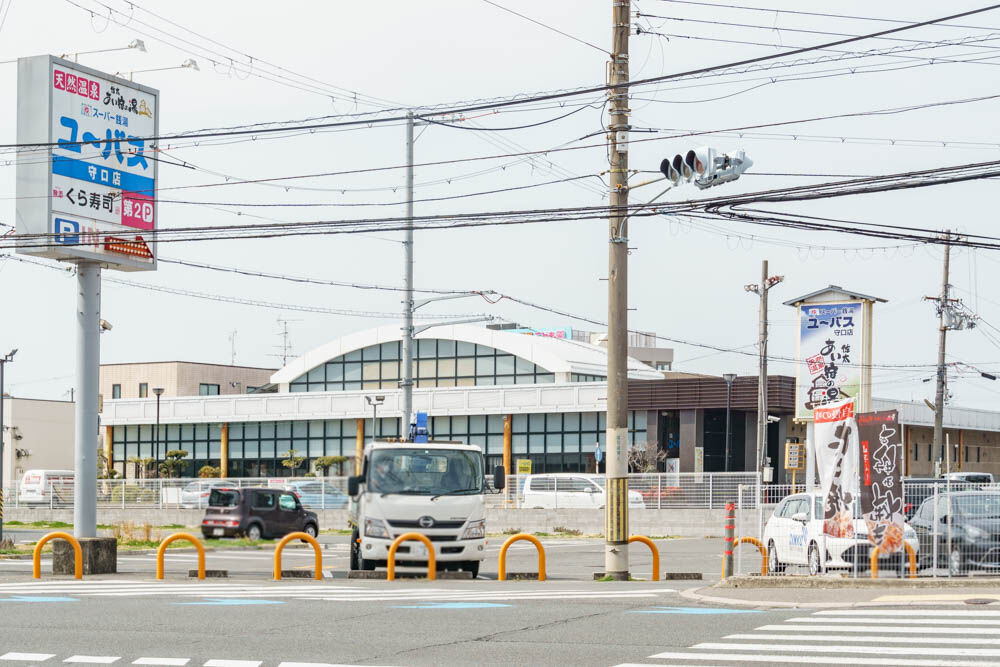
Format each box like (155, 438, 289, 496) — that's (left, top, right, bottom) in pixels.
(1, 0, 999, 411)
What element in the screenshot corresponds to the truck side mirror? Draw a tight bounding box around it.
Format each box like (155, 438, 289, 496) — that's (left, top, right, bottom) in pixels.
(347, 475, 360, 497)
(493, 466, 506, 491)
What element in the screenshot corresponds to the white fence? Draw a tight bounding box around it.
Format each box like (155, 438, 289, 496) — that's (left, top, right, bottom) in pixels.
(1, 472, 760, 511)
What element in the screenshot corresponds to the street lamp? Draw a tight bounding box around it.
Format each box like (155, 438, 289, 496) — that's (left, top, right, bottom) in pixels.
(152, 387, 164, 478)
(365, 395, 385, 443)
(0, 348, 17, 543)
(118, 58, 199, 81)
(722, 373, 737, 473)
(61, 39, 146, 62)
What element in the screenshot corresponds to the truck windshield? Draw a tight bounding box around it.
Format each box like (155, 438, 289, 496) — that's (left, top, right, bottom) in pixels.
(369, 448, 483, 496)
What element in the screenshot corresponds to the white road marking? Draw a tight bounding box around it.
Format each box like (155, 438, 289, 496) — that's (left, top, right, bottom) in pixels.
(202, 661, 261, 667)
(0, 654, 55, 662)
(757, 624, 1000, 635)
(785, 616, 1000, 626)
(815, 609, 1000, 617)
(727, 633, 1000, 645)
(63, 657, 120, 664)
(693, 642, 1000, 657)
(641, 653, 995, 666)
(132, 660, 190, 666)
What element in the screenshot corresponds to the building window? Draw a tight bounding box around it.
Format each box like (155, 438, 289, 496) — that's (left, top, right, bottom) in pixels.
(571, 374, 606, 383)
(290, 339, 556, 392)
(112, 384, 121, 399)
(199, 384, 220, 396)
(138, 383, 148, 398)
(246, 386, 259, 394)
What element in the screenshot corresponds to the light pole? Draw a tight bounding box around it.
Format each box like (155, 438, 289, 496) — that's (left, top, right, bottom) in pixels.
(0, 348, 17, 543)
(722, 374, 737, 473)
(366, 395, 385, 443)
(152, 387, 164, 478)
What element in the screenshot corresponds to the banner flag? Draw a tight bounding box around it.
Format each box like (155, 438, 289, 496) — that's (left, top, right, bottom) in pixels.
(857, 410, 904, 553)
(813, 398, 858, 538)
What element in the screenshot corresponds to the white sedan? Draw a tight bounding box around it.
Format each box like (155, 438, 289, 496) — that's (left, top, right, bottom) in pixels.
(762, 491, 918, 576)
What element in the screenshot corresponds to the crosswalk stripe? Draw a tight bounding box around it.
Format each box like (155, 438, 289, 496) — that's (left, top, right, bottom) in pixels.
(0, 654, 55, 662)
(693, 642, 1000, 658)
(131, 660, 190, 666)
(202, 661, 260, 667)
(63, 657, 120, 664)
(816, 609, 1000, 617)
(642, 652, 995, 666)
(785, 616, 1000, 626)
(726, 633, 1000, 645)
(758, 623, 1000, 635)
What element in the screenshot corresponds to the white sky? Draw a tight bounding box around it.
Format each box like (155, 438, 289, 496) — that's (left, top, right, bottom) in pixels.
(1, 0, 999, 410)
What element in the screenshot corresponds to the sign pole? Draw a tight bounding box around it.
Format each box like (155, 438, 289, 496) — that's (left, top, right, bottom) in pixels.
(74, 261, 101, 538)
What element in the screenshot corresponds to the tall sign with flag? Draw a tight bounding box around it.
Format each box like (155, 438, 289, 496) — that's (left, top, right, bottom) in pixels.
(857, 410, 904, 553)
(795, 301, 864, 420)
(813, 398, 858, 538)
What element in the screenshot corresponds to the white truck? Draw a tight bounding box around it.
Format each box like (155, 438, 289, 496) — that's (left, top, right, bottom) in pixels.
(347, 440, 505, 578)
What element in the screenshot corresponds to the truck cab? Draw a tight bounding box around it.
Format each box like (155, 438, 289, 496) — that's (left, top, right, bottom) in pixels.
(347, 441, 504, 578)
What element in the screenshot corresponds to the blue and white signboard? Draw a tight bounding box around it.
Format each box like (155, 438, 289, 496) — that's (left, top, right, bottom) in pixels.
(795, 301, 864, 420)
(16, 55, 158, 271)
(594, 443, 603, 463)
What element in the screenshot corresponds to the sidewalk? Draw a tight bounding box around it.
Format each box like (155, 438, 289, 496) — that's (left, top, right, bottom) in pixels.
(681, 575, 1000, 608)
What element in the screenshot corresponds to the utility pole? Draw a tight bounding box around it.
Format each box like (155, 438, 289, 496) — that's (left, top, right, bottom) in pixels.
(934, 233, 951, 453)
(744, 261, 783, 475)
(75, 262, 100, 539)
(604, 0, 631, 581)
(0, 348, 16, 544)
(401, 111, 415, 441)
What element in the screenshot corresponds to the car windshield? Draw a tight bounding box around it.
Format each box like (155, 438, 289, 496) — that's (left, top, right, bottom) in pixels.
(953, 494, 1000, 518)
(208, 489, 239, 507)
(369, 448, 483, 496)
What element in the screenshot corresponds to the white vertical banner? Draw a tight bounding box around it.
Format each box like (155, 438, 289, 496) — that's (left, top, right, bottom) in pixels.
(813, 398, 858, 538)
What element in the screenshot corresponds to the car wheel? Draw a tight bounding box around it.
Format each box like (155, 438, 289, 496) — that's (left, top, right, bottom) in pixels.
(461, 560, 481, 578)
(767, 540, 785, 574)
(350, 528, 361, 571)
(808, 543, 822, 576)
(246, 523, 263, 541)
(303, 523, 318, 539)
(949, 546, 966, 576)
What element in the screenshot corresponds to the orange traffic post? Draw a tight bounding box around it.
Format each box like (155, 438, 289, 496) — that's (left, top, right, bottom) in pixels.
(722, 502, 735, 579)
(157, 533, 206, 580)
(33, 531, 82, 580)
(628, 535, 660, 582)
(870, 542, 917, 579)
(498, 533, 546, 582)
(387, 532, 435, 581)
(733, 537, 767, 576)
(274, 532, 323, 581)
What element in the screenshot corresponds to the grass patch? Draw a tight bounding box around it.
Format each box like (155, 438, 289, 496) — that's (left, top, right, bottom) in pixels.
(552, 526, 582, 536)
(4, 521, 23, 526)
(595, 574, 616, 582)
(534, 531, 550, 537)
(501, 528, 522, 535)
(18, 520, 73, 529)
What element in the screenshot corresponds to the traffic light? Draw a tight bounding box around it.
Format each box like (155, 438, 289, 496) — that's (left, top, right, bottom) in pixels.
(659, 147, 753, 190)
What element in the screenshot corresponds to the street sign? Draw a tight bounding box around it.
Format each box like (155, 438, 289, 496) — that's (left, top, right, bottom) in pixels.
(16, 55, 159, 271)
(594, 443, 603, 463)
(516, 459, 532, 475)
(785, 440, 805, 470)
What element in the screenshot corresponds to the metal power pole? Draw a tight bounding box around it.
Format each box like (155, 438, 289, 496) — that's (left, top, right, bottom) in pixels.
(745, 261, 782, 476)
(400, 111, 415, 440)
(75, 262, 101, 539)
(0, 350, 13, 543)
(933, 231, 952, 453)
(604, 0, 631, 581)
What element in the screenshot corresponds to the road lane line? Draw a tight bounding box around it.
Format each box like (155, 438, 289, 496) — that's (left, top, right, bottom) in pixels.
(815, 609, 1000, 617)
(644, 652, 996, 665)
(726, 633, 1000, 645)
(63, 657, 120, 664)
(0, 654, 56, 662)
(694, 642, 1000, 657)
(758, 624, 1000, 635)
(785, 617, 1000, 625)
(202, 661, 261, 667)
(132, 660, 190, 666)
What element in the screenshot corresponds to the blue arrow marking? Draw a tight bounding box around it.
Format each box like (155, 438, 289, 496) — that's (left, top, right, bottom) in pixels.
(173, 599, 285, 606)
(2, 596, 78, 603)
(394, 602, 511, 609)
(630, 606, 761, 614)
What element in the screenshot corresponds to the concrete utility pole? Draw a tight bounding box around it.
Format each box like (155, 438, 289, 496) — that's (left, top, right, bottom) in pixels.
(604, 0, 631, 581)
(401, 111, 415, 440)
(75, 262, 101, 539)
(745, 260, 783, 475)
(933, 231, 952, 452)
(0, 348, 16, 543)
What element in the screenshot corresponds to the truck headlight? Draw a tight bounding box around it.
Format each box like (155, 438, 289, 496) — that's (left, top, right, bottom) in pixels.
(364, 518, 390, 539)
(460, 519, 486, 540)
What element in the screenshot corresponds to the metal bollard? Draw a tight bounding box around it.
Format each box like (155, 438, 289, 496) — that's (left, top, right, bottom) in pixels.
(723, 502, 735, 579)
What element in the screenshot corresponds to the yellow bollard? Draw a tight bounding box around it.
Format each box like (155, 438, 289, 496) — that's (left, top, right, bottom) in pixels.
(498, 533, 546, 582)
(33, 531, 82, 580)
(870, 542, 917, 579)
(387, 532, 436, 581)
(156, 533, 206, 580)
(732, 536, 767, 577)
(628, 535, 660, 582)
(274, 532, 323, 581)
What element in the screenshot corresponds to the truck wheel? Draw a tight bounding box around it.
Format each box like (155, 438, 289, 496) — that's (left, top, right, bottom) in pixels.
(461, 561, 480, 578)
(350, 529, 360, 570)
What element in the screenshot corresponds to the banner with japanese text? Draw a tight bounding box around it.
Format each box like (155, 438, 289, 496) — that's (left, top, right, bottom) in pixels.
(795, 301, 864, 420)
(857, 410, 904, 553)
(814, 398, 858, 538)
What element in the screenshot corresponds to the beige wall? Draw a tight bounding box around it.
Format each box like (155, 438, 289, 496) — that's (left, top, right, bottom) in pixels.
(100, 362, 275, 402)
(905, 425, 1000, 477)
(2, 398, 76, 484)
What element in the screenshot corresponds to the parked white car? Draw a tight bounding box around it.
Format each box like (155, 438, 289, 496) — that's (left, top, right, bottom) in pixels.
(180, 480, 231, 509)
(17, 469, 74, 506)
(762, 491, 918, 576)
(521, 474, 645, 509)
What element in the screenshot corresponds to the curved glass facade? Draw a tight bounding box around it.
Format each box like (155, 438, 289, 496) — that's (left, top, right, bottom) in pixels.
(289, 339, 555, 392)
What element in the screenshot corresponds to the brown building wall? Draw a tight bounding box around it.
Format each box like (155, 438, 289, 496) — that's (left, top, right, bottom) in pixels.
(100, 362, 275, 402)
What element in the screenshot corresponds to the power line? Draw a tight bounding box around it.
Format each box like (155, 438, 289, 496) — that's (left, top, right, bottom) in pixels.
(481, 0, 608, 54)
